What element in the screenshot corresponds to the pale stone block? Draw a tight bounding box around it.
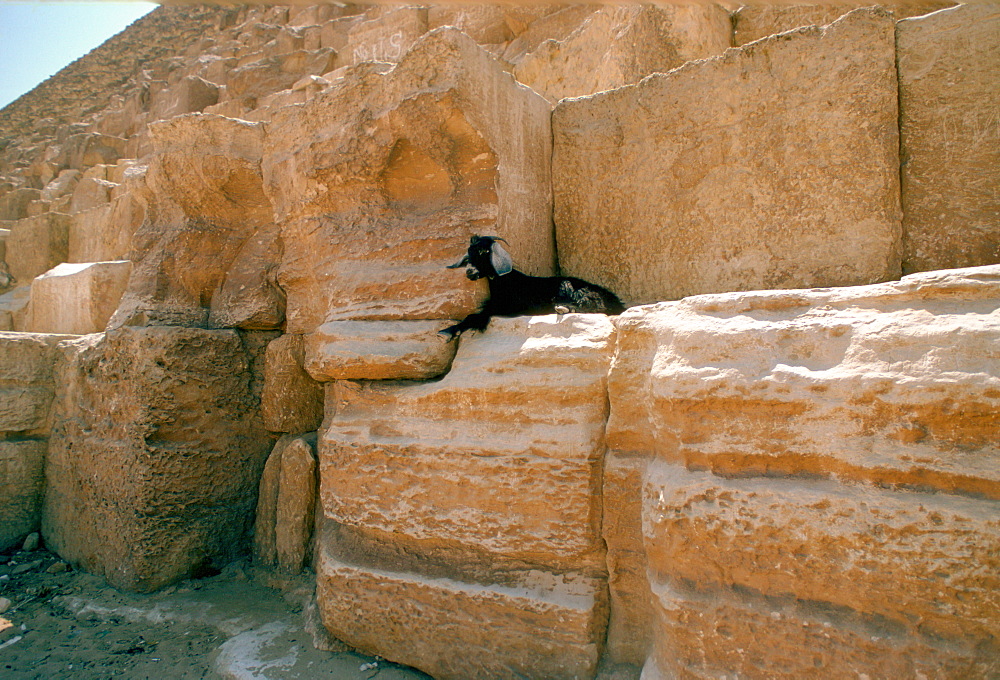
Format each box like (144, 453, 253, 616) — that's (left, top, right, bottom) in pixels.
(70, 177, 117, 213)
(0, 331, 68, 434)
(6, 213, 71, 283)
(303, 320, 457, 381)
(27, 261, 131, 335)
(263, 29, 553, 334)
(898, 3, 1000, 272)
(0, 286, 31, 332)
(0, 440, 46, 552)
(320, 314, 615, 570)
(0, 188, 41, 222)
(316, 547, 607, 680)
(608, 265, 1000, 497)
(207, 223, 285, 330)
(260, 334, 323, 434)
(43, 327, 275, 592)
(553, 8, 901, 306)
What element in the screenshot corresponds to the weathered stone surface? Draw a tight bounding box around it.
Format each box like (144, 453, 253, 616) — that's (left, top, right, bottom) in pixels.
(553, 8, 901, 306)
(0, 286, 31, 332)
(342, 7, 428, 66)
(0, 440, 46, 553)
(645, 465, 1000, 652)
(27, 261, 131, 335)
(0, 188, 42, 222)
(321, 314, 615, 569)
(501, 5, 598, 66)
(207, 223, 285, 330)
(226, 49, 337, 105)
(513, 4, 730, 103)
(108, 115, 276, 328)
(898, 3, 1000, 273)
(43, 327, 275, 592)
(733, 2, 956, 46)
(0, 331, 67, 435)
(427, 5, 513, 45)
(253, 433, 318, 573)
(260, 334, 323, 434)
(316, 545, 607, 680)
(151, 75, 220, 120)
(607, 265, 1000, 675)
(645, 576, 993, 679)
(303, 320, 457, 381)
(68, 177, 145, 264)
(70, 176, 117, 213)
(263, 28, 553, 334)
(6, 213, 71, 284)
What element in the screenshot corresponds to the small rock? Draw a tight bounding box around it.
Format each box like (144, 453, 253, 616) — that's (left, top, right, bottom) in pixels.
(46, 562, 70, 574)
(21, 533, 39, 551)
(0, 597, 12, 614)
(11, 560, 43, 575)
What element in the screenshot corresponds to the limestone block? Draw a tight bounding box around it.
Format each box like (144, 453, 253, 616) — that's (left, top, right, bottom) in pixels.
(645, 464, 1000, 650)
(263, 28, 553, 334)
(553, 8, 902, 306)
(70, 176, 117, 213)
(320, 314, 615, 569)
(0, 332, 66, 435)
(253, 433, 318, 573)
(607, 265, 1000, 674)
(514, 4, 731, 104)
(343, 7, 428, 66)
(227, 49, 337, 104)
(207, 223, 285, 330)
(109, 115, 278, 329)
(733, 2, 956, 46)
(43, 327, 275, 592)
(609, 266, 1000, 495)
(316, 547, 606, 680)
(6, 213, 70, 283)
(27, 261, 131, 335)
(40, 170, 81, 203)
(898, 4, 1000, 273)
(151, 75, 221, 120)
(303, 320, 457, 381)
(0, 188, 41, 221)
(501, 5, 599, 66)
(0, 286, 30, 332)
(0, 440, 46, 553)
(645, 578, 991, 679)
(261, 334, 323, 434)
(55, 133, 127, 172)
(68, 189, 143, 264)
(427, 5, 513, 45)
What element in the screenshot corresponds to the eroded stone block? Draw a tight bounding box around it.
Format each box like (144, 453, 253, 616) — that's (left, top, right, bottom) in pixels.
(0, 440, 46, 552)
(261, 334, 323, 434)
(553, 8, 901, 306)
(7, 213, 71, 284)
(27, 261, 131, 335)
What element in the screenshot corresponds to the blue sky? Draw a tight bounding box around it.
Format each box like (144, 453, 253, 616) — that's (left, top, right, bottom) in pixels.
(0, 1, 157, 109)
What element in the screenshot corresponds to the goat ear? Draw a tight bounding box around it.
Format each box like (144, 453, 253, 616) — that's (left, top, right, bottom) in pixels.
(490, 240, 513, 276)
(446, 255, 469, 269)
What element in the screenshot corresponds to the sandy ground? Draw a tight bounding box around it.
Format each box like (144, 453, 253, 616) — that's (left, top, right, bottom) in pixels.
(0, 540, 430, 680)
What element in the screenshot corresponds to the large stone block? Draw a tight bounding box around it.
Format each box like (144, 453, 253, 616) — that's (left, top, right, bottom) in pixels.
(27, 261, 131, 335)
(513, 4, 730, 103)
(6, 212, 71, 284)
(321, 314, 615, 569)
(263, 28, 553, 334)
(732, 2, 955, 46)
(260, 334, 324, 434)
(42, 327, 275, 592)
(303, 320, 457, 381)
(342, 7, 428, 67)
(316, 544, 607, 680)
(0, 331, 67, 435)
(898, 3, 1000, 273)
(0, 440, 46, 553)
(607, 265, 1000, 674)
(108, 115, 279, 329)
(553, 8, 901, 306)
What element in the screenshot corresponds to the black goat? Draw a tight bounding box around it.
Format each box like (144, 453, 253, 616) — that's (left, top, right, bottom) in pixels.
(439, 235, 625, 340)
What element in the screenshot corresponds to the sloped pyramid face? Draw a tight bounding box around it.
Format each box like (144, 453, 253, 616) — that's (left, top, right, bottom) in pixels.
(0, 3, 997, 679)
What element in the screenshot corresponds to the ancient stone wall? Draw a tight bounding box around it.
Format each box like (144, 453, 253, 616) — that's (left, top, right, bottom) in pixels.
(0, 3, 997, 679)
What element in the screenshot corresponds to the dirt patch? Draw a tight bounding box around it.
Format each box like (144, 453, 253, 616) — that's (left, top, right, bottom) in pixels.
(0, 539, 429, 680)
